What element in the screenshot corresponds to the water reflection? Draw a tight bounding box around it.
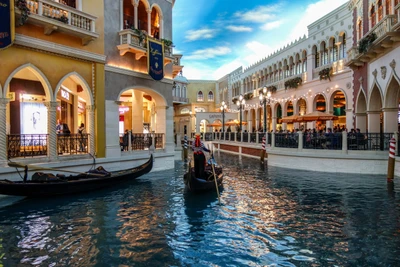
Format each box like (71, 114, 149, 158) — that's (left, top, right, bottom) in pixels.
(0, 153, 398, 266)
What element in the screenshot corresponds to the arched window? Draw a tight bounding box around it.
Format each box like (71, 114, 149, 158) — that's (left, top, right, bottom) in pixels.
(177, 85, 181, 97)
(358, 20, 363, 41)
(321, 42, 328, 65)
(371, 5, 376, 28)
(123, 0, 135, 29)
(197, 91, 204, 102)
(331, 38, 338, 62)
(302, 50, 307, 72)
(313, 45, 319, 68)
(183, 86, 187, 98)
(208, 91, 214, 101)
(340, 33, 346, 59)
(378, 0, 383, 21)
(385, 0, 391, 15)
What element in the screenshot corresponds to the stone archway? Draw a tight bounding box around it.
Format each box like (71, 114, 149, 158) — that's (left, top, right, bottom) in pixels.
(355, 90, 367, 132)
(383, 76, 400, 132)
(368, 84, 383, 133)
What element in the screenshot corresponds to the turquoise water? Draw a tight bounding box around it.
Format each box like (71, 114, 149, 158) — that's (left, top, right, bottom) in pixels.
(0, 152, 399, 266)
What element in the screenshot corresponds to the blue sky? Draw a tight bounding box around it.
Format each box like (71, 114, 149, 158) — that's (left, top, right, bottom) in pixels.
(172, 0, 349, 80)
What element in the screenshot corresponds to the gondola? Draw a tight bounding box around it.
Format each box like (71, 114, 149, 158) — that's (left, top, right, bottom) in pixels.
(0, 155, 153, 197)
(183, 161, 223, 193)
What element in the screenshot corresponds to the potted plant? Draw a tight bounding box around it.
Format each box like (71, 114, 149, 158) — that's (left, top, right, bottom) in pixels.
(16, 0, 30, 26)
(284, 77, 302, 89)
(161, 39, 173, 47)
(243, 92, 253, 100)
(319, 67, 332, 81)
(133, 28, 146, 45)
(358, 32, 377, 54)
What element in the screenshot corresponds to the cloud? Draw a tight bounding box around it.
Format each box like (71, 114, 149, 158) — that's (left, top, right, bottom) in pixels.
(186, 28, 216, 41)
(288, 0, 349, 40)
(185, 46, 231, 60)
(260, 20, 284, 31)
(242, 41, 275, 66)
(226, 25, 252, 32)
(234, 4, 280, 23)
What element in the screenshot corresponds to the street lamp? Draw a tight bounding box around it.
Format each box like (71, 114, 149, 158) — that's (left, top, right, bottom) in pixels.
(259, 86, 272, 142)
(236, 94, 245, 132)
(220, 101, 227, 133)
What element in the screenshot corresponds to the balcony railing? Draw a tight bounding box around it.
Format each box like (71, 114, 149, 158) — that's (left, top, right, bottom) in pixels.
(347, 14, 398, 67)
(7, 134, 48, 159)
(19, 0, 99, 45)
(173, 96, 189, 103)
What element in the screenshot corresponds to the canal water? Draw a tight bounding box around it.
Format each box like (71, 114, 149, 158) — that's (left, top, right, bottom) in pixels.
(0, 152, 399, 266)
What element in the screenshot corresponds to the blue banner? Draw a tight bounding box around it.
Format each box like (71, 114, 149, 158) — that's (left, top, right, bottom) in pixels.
(0, 0, 14, 50)
(147, 39, 164, 81)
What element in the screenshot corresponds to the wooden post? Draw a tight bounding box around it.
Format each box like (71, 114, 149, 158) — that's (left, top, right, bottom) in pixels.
(387, 137, 396, 181)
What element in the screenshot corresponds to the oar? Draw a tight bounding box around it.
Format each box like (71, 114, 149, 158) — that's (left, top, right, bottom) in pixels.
(208, 145, 221, 205)
(8, 162, 107, 177)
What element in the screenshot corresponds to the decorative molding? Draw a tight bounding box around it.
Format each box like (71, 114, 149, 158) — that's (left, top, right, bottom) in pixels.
(14, 34, 106, 63)
(346, 82, 352, 89)
(381, 66, 387, 80)
(372, 69, 377, 78)
(390, 59, 396, 70)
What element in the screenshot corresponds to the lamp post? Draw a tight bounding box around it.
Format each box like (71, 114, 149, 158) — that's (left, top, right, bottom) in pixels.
(259, 86, 272, 138)
(236, 94, 245, 132)
(220, 101, 227, 133)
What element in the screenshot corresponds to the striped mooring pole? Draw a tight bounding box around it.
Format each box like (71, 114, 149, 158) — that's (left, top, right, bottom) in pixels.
(387, 137, 396, 181)
(260, 136, 266, 162)
(182, 135, 188, 162)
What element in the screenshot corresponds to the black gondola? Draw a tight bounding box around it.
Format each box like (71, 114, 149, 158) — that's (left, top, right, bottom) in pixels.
(183, 162, 223, 193)
(0, 155, 153, 197)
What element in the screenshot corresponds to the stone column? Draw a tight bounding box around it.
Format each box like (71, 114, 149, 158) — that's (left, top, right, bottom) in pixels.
(342, 131, 348, 153)
(134, 3, 138, 29)
(87, 105, 95, 156)
(0, 98, 10, 165)
(44, 101, 58, 160)
(383, 108, 398, 133)
(367, 111, 381, 133)
(298, 131, 303, 151)
(147, 9, 151, 35)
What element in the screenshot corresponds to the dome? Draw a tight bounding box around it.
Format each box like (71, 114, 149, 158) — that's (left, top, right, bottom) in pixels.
(174, 75, 188, 84)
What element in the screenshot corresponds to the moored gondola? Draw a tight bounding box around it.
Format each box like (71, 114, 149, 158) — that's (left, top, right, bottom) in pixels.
(0, 155, 153, 197)
(183, 161, 223, 193)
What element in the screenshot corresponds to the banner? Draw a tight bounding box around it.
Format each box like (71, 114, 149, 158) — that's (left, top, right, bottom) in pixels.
(147, 38, 164, 81)
(0, 0, 15, 50)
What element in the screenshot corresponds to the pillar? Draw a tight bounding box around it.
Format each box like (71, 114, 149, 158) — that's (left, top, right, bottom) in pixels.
(367, 111, 381, 133)
(87, 105, 95, 155)
(383, 108, 398, 133)
(44, 101, 58, 160)
(0, 98, 10, 165)
(147, 9, 151, 35)
(134, 3, 138, 29)
(132, 90, 144, 133)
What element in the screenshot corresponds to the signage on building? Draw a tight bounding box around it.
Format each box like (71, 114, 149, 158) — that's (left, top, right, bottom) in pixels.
(147, 38, 164, 81)
(119, 107, 129, 114)
(0, 0, 14, 50)
(61, 89, 70, 100)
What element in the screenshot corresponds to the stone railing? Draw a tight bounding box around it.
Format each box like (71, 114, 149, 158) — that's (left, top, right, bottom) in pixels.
(346, 46, 359, 63)
(369, 14, 397, 41)
(25, 0, 96, 33)
(173, 96, 189, 103)
(119, 29, 147, 49)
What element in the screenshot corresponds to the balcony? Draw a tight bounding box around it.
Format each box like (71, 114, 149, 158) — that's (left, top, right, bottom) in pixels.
(173, 96, 189, 103)
(312, 60, 346, 80)
(16, 0, 99, 45)
(173, 54, 183, 78)
(117, 29, 173, 63)
(346, 14, 400, 68)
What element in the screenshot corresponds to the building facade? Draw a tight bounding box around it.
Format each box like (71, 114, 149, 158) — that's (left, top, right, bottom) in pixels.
(347, 0, 400, 134)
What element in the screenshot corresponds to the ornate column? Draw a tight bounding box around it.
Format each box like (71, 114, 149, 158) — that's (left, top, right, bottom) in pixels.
(44, 101, 58, 160)
(87, 105, 95, 156)
(0, 98, 10, 165)
(147, 9, 151, 35)
(134, 3, 138, 29)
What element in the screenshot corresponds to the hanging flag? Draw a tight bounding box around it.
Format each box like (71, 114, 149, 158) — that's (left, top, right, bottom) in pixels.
(0, 0, 15, 50)
(147, 38, 164, 81)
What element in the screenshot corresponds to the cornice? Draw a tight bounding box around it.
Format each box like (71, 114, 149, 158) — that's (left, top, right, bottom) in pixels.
(14, 34, 106, 63)
(105, 65, 174, 84)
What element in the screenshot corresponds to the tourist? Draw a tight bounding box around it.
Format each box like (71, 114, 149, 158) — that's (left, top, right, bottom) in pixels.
(191, 133, 210, 178)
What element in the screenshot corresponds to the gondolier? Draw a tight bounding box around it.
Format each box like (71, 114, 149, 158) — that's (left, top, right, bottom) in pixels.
(191, 133, 210, 178)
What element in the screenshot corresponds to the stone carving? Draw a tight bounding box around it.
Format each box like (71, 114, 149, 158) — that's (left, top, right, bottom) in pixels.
(381, 66, 387, 79)
(358, 77, 363, 84)
(346, 82, 351, 89)
(372, 69, 377, 78)
(390, 59, 396, 69)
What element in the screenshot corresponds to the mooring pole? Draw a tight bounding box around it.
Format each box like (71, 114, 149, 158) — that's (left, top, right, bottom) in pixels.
(387, 137, 396, 181)
(182, 135, 188, 162)
(260, 136, 266, 162)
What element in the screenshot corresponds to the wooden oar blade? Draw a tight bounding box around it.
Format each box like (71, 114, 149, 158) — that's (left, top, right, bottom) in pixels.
(8, 162, 26, 168)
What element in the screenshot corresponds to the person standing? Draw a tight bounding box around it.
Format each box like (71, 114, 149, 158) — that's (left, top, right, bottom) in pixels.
(191, 133, 210, 178)
(78, 123, 86, 152)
